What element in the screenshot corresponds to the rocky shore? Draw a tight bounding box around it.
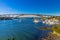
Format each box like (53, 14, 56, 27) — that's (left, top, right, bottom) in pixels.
(41, 32, 60, 40)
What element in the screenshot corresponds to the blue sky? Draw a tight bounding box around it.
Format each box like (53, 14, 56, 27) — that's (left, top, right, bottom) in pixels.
(0, 0, 60, 15)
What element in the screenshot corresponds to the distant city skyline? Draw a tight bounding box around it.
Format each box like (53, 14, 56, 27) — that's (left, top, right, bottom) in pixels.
(0, 0, 60, 16)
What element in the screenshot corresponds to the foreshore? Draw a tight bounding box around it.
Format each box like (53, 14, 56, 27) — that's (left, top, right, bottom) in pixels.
(41, 32, 60, 40)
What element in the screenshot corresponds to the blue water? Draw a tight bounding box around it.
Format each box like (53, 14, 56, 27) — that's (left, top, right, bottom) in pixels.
(0, 18, 51, 40)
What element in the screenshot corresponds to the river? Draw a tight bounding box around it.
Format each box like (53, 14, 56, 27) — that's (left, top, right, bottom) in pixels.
(0, 18, 51, 40)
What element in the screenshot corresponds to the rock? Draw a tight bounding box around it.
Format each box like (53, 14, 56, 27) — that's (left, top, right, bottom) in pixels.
(41, 32, 60, 40)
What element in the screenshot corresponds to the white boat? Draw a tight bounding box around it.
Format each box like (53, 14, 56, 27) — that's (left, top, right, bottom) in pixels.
(33, 19, 39, 23)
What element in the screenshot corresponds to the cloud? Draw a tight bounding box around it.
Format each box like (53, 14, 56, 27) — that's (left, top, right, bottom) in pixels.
(0, 4, 39, 14)
(0, 3, 21, 14)
(0, 2, 60, 16)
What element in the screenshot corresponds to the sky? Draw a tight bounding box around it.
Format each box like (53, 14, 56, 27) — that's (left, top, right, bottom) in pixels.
(0, 0, 60, 15)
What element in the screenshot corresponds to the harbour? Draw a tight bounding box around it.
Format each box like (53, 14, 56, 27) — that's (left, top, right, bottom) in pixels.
(0, 15, 52, 40)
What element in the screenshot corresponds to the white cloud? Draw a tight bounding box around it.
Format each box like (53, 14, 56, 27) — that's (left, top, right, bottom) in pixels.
(0, 2, 60, 16)
(0, 3, 21, 14)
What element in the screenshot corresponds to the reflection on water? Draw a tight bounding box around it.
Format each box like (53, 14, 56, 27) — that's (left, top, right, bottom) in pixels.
(0, 18, 51, 40)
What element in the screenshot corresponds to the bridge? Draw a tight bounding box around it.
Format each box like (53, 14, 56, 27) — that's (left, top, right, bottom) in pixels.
(0, 14, 41, 20)
(0, 14, 52, 20)
(0, 14, 40, 18)
(0, 14, 52, 18)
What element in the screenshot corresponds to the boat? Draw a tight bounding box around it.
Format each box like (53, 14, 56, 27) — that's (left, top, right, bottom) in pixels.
(33, 19, 39, 23)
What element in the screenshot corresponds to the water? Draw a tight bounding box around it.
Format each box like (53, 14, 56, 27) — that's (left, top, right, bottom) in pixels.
(0, 18, 51, 40)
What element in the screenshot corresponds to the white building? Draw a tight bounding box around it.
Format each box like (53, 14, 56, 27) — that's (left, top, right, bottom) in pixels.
(43, 18, 59, 25)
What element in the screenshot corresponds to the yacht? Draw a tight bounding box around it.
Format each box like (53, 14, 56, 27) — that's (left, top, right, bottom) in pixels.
(33, 19, 39, 23)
